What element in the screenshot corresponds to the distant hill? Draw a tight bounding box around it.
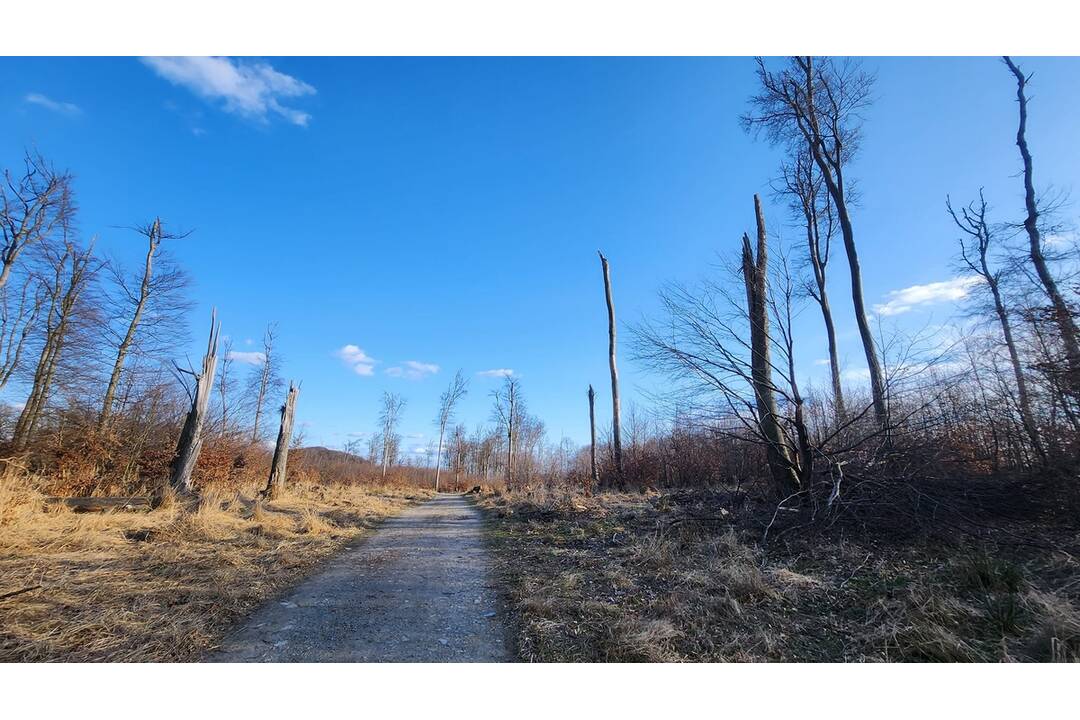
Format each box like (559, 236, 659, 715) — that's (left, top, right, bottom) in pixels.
(293, 446, 370, 467)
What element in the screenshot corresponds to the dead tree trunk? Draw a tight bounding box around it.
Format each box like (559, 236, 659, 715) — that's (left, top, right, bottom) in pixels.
(598, 251, 623, 482)
(588, 384, 599, 494)
(263, 381, 299, 500)
(167, 310, 220, 496)
(100, 218, 160, 427)
(742, 196, 799, 496)
(1003, 56, 1080, 396)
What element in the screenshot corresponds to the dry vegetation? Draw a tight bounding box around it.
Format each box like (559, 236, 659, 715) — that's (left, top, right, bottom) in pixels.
(481, 487, 1080, 662)
(0, 470, 432, 662)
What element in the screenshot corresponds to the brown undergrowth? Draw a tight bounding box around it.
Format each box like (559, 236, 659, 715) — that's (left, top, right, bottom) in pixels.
(0, 472, 432, 662)
(480, 486, 1080, 662)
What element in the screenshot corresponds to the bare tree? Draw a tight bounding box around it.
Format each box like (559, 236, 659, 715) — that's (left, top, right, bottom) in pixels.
(0, 273, 44, 393)
(778, 143, 845, 420)
(744, 56, 888, 427)
(168, 310, 221, 495)
(743, 196, 799, 495)
(263, 381, 300, 499)
(0, 151, 73, 292)
(588, 383, 598, 493)
(11, 237, 98, 451)
(598, 250, 623, 480)
(433, 369, 468, 492)
(1002, 56, 1080, 396)
(949, 191, 1045, 462)
(217, 336, 236, 436)
(99, 218, 191, 427)
(377, 391, 406, 480)
(247, 323, 283, 442)
(491, 375, 523, 487)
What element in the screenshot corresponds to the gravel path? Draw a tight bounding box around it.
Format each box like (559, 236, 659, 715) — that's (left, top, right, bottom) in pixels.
(210, 494, 510, 662)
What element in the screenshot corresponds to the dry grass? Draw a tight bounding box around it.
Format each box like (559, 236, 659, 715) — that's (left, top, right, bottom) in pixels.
(480, 487, 1080, 662)
(0, 471, 432, 662)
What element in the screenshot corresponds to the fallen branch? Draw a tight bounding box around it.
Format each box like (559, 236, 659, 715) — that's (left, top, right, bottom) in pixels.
(0, 585, 42, 602)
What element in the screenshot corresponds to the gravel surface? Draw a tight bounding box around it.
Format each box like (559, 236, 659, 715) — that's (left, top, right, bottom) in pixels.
(210, 494, 509, 662)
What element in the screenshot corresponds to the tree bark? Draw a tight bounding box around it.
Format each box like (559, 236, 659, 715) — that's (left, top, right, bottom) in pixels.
(742, 195, 799, 496)
(167, 310, 220, 495)
(263, 381, 299, 500)
(434, 425, 445, 493)
(795, 56, 887, 428)
(100, 219, 159, 427)
(598, 251, 623, 481)
(1003, 56, 1080, 396)
(588, 384, 599, 494)
(12, 242, 92, 452)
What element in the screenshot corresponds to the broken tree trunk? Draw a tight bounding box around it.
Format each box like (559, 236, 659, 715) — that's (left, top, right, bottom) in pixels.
(167, 310, 220, 496)
(742, 196, 799, 497)
(263, 381, 299, 500)
(588, 384, 599, 494)
(598, 251, 623, 483)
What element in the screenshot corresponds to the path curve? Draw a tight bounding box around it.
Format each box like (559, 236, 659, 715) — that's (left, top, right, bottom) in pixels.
(211, 494, 509, 662)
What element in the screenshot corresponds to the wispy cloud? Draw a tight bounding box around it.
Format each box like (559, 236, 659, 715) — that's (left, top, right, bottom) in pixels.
(386, 360, 439, 380)
(813, 358, 830, 366)
(477, 368, 514, 378)
(841, 367, 872, 382)
(24, 93, 81, 116)
(141, 56, 315, 126)
(227, 350, 265, 365)
(874, 276, 981, 317)
(336, 344, 377, 376)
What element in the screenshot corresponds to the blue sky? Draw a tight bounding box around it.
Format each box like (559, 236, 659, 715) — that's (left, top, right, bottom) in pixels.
(2, 57, 1079, 456)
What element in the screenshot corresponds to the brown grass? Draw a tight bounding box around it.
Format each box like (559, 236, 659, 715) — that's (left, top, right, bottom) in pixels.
(0, 471, 432, 662)
(480, 487, 1080, 662)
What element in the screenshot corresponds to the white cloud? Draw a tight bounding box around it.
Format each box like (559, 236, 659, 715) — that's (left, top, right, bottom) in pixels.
(386, 360, 440, 380)
(227, 350, 265, 365)
(477, 368, 515, 378)
(874, 276, 981, 317)
(813, 358, 830, 366)
(24, 93, 81, 116)
(841, 367, 872, 382)
(336, 344, 377, 376)
(141, 56, 315, 126)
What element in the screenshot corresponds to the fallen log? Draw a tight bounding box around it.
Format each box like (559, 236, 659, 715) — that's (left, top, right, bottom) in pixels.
(45, 496, 152, 512)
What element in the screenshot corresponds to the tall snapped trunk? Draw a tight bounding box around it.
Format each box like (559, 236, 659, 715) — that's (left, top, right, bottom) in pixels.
(742, 196, 798, 496)
(598, 251, 623, 481)
(168, 310, 220, 496)
(263, 381, 299, 499)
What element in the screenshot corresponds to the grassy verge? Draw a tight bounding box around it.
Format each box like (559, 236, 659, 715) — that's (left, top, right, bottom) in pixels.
(0, 473, 433, 662)
(480, 487, 1080, 662)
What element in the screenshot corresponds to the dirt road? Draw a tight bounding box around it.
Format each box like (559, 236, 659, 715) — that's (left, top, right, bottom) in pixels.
(210, 494, 509, 662)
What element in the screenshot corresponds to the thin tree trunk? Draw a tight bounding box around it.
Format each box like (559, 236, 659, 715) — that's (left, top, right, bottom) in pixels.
(1003, 56, 1080, 396)
(263, 382, 299, 500)
(598, 251, 623, 482)
(434, 425, 445, 492)
(986, 267, 1045, 462)
(743, 195, 799, 496)
(100, 219, 159, 427)
(588, 384, 598, 493)
(797, 57, 887, 428)
(167, 311, 220, 496)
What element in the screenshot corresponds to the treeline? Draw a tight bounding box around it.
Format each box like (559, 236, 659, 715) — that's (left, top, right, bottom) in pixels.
(0, 155, 300, 495)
